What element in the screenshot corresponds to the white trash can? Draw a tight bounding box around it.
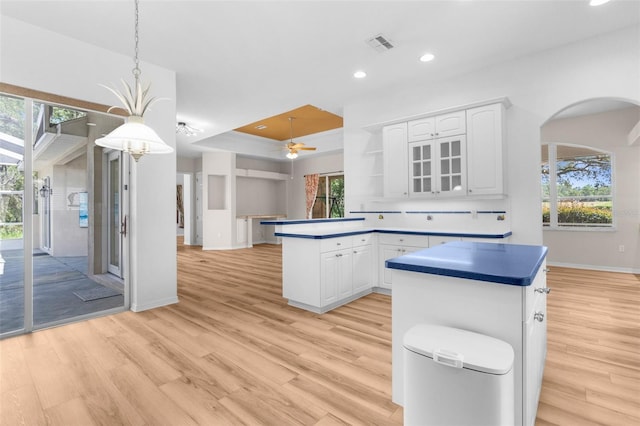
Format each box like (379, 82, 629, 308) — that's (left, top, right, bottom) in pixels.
(404, 324, 515, 426)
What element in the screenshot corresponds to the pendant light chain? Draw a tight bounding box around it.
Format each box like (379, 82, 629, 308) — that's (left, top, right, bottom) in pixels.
(132, 0, 141, 84)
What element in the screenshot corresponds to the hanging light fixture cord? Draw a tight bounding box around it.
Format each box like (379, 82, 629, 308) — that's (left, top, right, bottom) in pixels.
(133, 0, 141, 85)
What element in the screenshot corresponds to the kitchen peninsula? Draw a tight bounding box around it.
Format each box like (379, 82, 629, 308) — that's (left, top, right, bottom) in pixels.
(261, 217, 512, 313)
(387, 241, 549, 426)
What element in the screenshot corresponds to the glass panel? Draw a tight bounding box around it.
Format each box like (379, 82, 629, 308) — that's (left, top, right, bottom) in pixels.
(109, 157, 120, 268)
(555, 148, 612, 227)
(413, 178, 422, 193)
(423, 178, 431, 193)
(452, 175, 462, 190)
(0, 94, 25, 334)
(413, 146, 421, 161)
(441, 159, 449, 175)
(451, 140, 461, 157)
(328, 175, 344, 218)
(413, 162, 421, 177)
(440, 142, 449, 158)
(452, 158, 461, 174)
(312, 176, 326, 218)
(424, 161, 431, 177)
(423, 145, 431, 160)
(441, 176, 450, 192)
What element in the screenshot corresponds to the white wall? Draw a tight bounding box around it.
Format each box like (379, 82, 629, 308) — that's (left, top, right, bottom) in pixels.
(541, 106, 640, 272)
(202, 151, 236, 249)
(2, 16, 178, 311)
(344, 26, 640, 247)
(52, 154, 88, 256)
(286, 152, 344, 219)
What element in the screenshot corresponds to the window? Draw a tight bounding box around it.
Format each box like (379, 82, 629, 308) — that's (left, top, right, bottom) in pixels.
(541, 144, 613, 228)
(312, 174, 344, 218)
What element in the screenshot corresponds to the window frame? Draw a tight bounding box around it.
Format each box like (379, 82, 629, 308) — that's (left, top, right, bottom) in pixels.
(542, 143, 615, 231)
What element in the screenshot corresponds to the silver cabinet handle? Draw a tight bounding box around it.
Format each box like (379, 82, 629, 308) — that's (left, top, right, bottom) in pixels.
(534, 312, 545, 322)
(535, 287, 551, 294)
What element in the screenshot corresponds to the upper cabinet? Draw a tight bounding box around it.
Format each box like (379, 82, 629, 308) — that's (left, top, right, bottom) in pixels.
(383, 123, 409, 198)
(466, 103, 506, 196)
(407, 111, 466, 142)
(382, 99, 507, 199)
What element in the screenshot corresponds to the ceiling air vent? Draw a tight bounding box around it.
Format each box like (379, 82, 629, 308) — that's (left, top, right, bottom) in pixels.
(366, 34, 394, 52)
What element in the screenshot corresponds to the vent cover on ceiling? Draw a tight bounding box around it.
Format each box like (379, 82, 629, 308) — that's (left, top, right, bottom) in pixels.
(366, 34, 394, 52)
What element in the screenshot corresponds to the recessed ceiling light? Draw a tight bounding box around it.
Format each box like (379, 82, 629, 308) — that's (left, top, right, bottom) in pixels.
(589, 0, 611, 5)
(354, 70, 367, 79)
(420, 53, 436, 63)
(255, 125, 267, 130)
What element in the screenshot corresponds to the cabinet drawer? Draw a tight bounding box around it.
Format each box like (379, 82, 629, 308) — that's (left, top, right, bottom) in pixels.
(352, 233, 373, 247)
(428, 236, 461, 247)
(378, 233, 428, 248)
(320, 236, 353, 253)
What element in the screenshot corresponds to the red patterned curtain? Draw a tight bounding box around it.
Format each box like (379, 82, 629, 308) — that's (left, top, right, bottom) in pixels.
(305, 174, 320, 219)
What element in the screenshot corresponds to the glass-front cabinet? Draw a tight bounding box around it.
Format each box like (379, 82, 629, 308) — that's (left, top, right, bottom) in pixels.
(409, 135, 466, 197)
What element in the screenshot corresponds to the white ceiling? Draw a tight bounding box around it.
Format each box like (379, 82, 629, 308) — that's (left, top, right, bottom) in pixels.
(2, 0, 639, 159)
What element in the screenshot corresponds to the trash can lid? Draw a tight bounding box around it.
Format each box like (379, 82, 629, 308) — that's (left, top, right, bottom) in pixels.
(403, 324, 514, 375)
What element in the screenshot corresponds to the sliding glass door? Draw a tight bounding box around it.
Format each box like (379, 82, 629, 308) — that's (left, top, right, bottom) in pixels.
(0, 91, 127, 337)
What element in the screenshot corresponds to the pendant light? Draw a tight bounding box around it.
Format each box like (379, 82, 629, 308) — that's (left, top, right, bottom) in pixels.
(95, 0, 173, 161)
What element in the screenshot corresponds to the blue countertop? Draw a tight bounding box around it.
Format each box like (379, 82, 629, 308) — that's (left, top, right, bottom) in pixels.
(273, 228, 512, 240)
(386, 241, 547, 286)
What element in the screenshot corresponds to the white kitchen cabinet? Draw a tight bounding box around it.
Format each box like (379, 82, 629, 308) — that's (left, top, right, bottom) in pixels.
(283, 234, 373, 313)
(391, 255, 549, 426)
(466, 103, 506, 196)
(321, 248, 352, 303)
(409, 135, 467, 198)
(378, 233, 429, 289)
(352, 237, 373, 294)
(407, 111, 466, 141)
(383, 123, 409, 198)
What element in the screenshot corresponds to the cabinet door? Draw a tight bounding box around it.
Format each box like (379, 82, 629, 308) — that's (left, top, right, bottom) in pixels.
(523, 294, 547, 426)
(383, 123, 409, 198)
(409, 141, 435, 196)
(338, 250, 353, 300)
(434, 111, 466, 138)
(321, 252, 340, 305)
(407, 117, 435, 142)
(466, 103, 505, 196)
(379, 245, 420, 289)
(437, 135, 467, 197)
(352, 245, 373, 293)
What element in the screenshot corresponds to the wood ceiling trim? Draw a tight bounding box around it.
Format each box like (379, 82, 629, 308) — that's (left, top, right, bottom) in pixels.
(0, 82, 128, 117)
(234, 104, 343, 141)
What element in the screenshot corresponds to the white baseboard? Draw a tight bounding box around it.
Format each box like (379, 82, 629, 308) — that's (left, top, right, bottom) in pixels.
(547, 261, 640, 274)
(131, 295, 179, 312)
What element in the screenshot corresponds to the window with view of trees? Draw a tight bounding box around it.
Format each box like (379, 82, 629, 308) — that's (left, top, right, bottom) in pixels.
(541, 144, 613, 228)
(311, 175, 344, 219)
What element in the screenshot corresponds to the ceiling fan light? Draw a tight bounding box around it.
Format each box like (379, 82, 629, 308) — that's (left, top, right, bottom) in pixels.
(286, 151, 298, 159)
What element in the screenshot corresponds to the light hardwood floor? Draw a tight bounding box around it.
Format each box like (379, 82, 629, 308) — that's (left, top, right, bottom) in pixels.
(0, 241, 638, 425)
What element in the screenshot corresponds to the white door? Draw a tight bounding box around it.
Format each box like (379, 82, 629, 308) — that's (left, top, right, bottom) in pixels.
(195, 172, 203, 245)
(107, 151, 122, 277)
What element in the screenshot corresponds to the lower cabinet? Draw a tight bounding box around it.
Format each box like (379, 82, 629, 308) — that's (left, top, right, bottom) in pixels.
(321, 248, 353, 304)
(283, 235, 373, 313)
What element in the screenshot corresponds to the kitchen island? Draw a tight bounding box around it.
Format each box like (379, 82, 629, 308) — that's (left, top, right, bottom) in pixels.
(386, 241, 548, 426)
(261, 218, 511, 313)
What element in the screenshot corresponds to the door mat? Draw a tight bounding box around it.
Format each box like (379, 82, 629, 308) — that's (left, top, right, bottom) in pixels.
(73, 286, 121, 302)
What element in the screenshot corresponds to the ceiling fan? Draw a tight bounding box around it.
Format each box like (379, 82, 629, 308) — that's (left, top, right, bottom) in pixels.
(285, 117, 316, 159)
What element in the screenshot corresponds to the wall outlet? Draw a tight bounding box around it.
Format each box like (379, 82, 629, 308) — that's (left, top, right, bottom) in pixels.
(618, 245, 625, 253)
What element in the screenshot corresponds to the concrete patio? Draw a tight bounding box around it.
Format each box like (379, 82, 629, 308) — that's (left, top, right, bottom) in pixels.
(0, 249, 124, 334)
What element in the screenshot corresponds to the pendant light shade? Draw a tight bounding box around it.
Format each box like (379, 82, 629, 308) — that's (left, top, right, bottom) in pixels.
(95, 116, 172, 161)
(97, 0, 173, 162)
